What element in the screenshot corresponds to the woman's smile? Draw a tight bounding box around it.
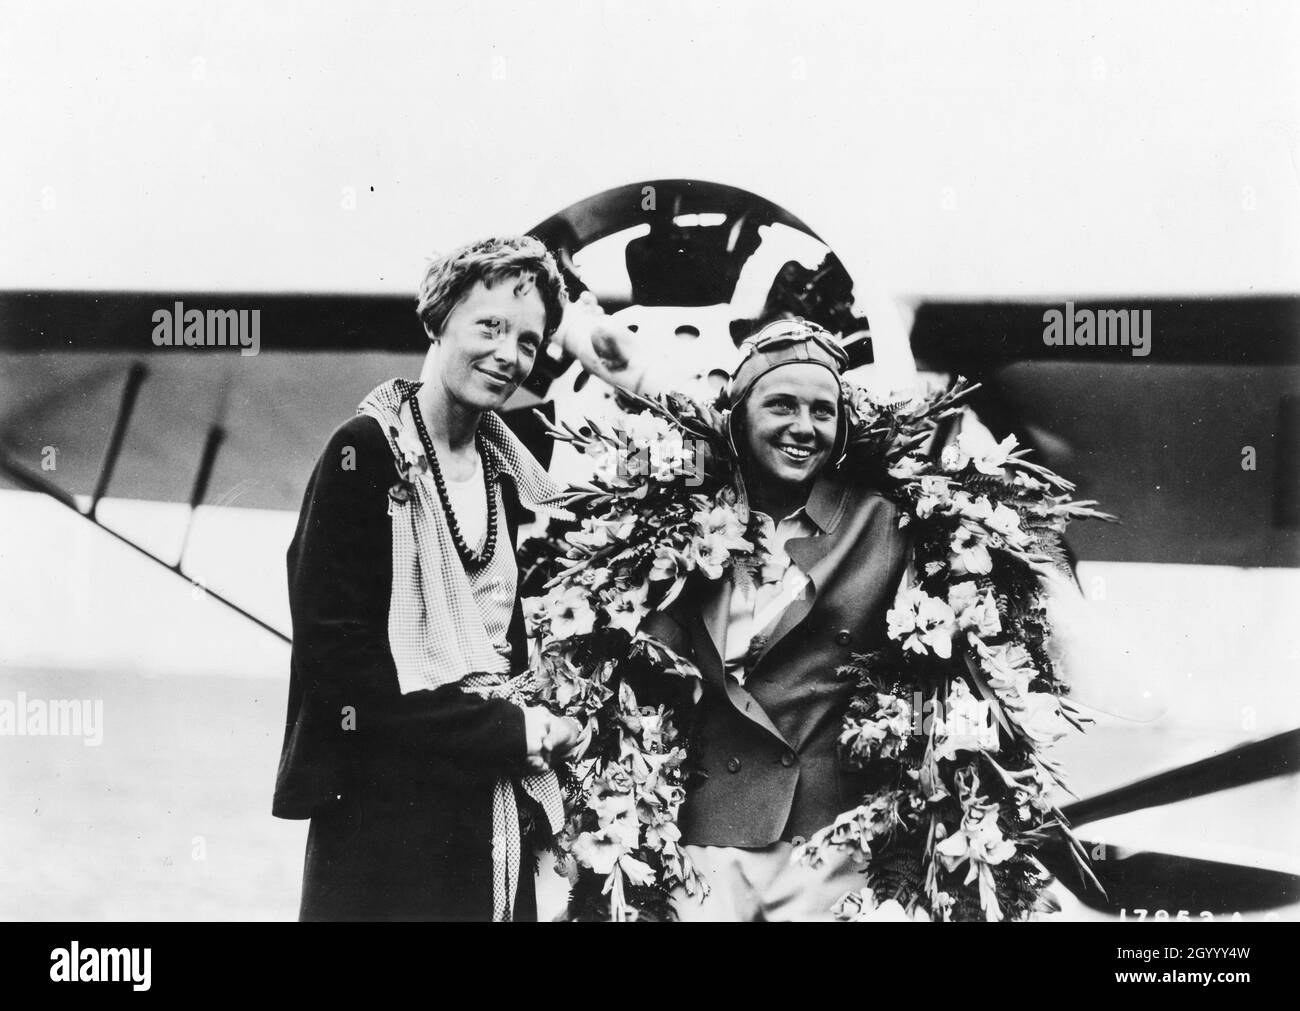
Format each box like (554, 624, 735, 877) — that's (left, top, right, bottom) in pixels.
(777, 442, 816, 463)
(474, 363, 515, 388)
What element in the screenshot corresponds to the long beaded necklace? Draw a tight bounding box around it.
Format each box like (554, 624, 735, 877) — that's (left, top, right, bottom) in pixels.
(406, 384, 500, 572)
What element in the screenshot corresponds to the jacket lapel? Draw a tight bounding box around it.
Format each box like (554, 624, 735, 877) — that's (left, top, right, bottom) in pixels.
(669, 474, 854, 747)
(699, 573, 731, 673)
(688, 576, 791, 747)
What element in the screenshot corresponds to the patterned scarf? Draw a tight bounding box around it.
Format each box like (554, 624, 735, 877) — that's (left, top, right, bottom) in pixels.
(358, 378, 570, 921)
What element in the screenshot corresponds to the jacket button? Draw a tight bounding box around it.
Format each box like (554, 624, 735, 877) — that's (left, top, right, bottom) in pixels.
(781, 750, 797, 768)
(791, 835, 806, 848)
(726, 757, 741, 773)
(835, 629, 851, 646)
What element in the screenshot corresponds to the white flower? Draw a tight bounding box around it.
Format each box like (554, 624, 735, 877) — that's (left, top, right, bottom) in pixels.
(960, 431, 1019, 477)
(915, 476, 953, 519)
(571, 820, 638, 876)
(1013, 471, 1050, 492)
(1020, 764, 1057, 813)
(629, 707, 669, 754)
(986, 503, 1030, 548)
(1011, 691, 1070, 745)
(916, 495, 942, 519)
(566, 518, 612, 550)
(887, 587, 958, 659)
(940, 443, 969, 472)
(590, 441, 632, 487)
(393, 425, 427, 472)
(946, 581, 977, 614)
(876, 693, 915, 740)
(693, 503, 748, 542)
(952, 492, 994, 522)
(888, 454, 927, 480)
(590, 787, 637, 826)
(689, 504, 752, 580)
(690, 534, 731, 581)
(565, 513, 636, 552)
(935, 803, 1017, 871)
(934, 802, 1017, 920)
(979, 642, 1038, 702)
(648, 545, 686, 583)
(842, 692, 915, 761)
(577, 566, 612, 591)
(947, 582, 1002, 640)
(933, 680, 1000, 760)
(648, 428, 691, 482)
(521, 595, 549, 638)
(620, 411, 672, 448)
(607, 581, 651, 637)
(546, 584, 597, 642)
(949, 525, 993, 576)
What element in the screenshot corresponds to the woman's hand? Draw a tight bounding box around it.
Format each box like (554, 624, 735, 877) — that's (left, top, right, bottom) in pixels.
(522, 707, 585, 773)
(556, 292, 656, 393)
(542, 716, 584, 762)
(522, 706, 550, 773)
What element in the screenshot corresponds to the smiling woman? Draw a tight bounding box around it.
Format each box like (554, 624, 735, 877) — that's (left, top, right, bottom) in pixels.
(722, 319, 851, 521)
(272, 235, 585, 921)
(415, 239, 563, 425)
(735, 365, 841, 515)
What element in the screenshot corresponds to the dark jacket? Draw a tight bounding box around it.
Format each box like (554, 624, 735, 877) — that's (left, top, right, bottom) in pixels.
(273, 414, 537, 921)
(642, 474, 908, 847)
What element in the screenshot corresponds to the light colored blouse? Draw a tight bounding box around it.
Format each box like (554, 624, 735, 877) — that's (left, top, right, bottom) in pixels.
(723, 507, 820, 681)
(438, 453, 514, 674)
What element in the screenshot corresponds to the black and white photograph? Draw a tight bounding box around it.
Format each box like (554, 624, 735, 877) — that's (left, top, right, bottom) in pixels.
(0, 0, 1297, 947)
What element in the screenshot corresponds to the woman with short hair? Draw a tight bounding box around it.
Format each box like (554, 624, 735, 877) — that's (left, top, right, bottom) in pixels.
(273, 235, 581, 921)
(568, 316, 913, 919)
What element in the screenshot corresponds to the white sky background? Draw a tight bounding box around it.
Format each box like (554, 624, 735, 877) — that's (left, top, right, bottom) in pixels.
(1, 0, 1298, 298)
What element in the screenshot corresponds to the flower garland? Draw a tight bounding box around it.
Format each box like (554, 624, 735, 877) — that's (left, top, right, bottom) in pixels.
(519, 379, 1111, 921)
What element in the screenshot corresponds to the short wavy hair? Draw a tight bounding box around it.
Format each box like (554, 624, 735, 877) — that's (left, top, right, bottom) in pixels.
(416, 234, 567, 342)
